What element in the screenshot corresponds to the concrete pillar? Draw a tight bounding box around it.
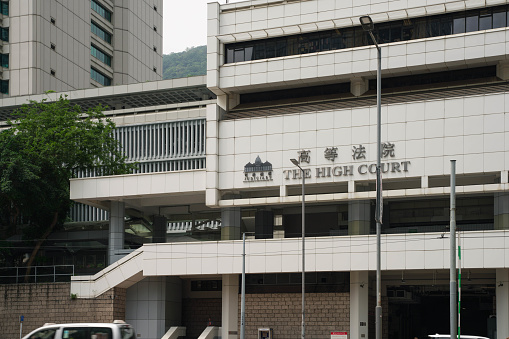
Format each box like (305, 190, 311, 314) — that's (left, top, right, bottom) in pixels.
(166, 277, 183, 327)
(351, 78, 369, 97)
(221, 207, 241, 240)
(496, 269, 509, 339)
(350, 271, 369, 339)
(222, 274, 239, 339)
(494, 193, 509, 230)
(348, 201, 371, 235)
(109, 201, 125, 265)
(497, 61, 509, 80)
(152, 215, 167, 243)
(126, 277, 167, 339)
(255, 210, 274, 239)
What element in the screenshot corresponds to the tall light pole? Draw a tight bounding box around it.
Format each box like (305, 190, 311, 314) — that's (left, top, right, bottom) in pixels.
(240, 231, 255, 339)
(359, 15, 383, 339)
(291, 158, 306, 339)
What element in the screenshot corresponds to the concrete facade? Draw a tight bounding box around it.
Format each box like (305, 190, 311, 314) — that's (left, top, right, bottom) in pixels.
(2, 0, 162, 98)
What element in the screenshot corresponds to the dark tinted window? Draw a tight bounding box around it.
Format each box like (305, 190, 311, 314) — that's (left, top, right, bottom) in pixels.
(479, 10, 492, 30)
(0, 80, 7, 94)
(466, 15, 479, 32)
(493, 10, 506, 28)
(0, 1, 8, 15)
(225, 5, 509, 64)
(0, 53, 8, 68)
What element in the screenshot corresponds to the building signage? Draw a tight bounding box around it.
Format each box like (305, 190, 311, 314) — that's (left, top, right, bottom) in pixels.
(331, 332, 348, 339)
(283, 143, 410, 180)
(244, 156, 273, 182)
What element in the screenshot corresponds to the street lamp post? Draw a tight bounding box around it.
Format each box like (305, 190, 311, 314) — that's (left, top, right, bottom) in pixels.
(291, 158, 306, 339)
(359, 15, 383, 339)
(240, 231, 255, 339)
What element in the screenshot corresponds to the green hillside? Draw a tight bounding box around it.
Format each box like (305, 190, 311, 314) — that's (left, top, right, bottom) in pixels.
(163, 45, 207, 80)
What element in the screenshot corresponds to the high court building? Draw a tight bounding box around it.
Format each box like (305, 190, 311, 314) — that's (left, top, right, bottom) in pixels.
(13, 0, 509, 338)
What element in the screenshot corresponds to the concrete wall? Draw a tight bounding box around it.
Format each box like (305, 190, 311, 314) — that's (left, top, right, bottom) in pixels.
(240, 292, 350, 339)
(0, 283, 125, 339)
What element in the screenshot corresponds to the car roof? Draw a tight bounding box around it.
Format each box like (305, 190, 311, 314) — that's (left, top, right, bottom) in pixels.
(37, 322, 131, 329)
(428, 335, 489, 339)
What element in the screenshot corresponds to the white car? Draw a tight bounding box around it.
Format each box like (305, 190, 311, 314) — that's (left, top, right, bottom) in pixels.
(429, 334, 490, 339)
(22, 320, 135, 339)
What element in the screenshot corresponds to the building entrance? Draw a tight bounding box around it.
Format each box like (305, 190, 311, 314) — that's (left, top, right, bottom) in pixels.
(387, 285, 495, 339)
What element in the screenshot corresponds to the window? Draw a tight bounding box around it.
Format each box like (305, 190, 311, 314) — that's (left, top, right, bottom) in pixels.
(0, 80, 8, 94)
(225, 4, 509, 64)
(91, 0, 112, 22)
(91, 44, 112, 66)
(63, 327, 113, 339)
(0, 53, 8, 68)
(91, 21, 112, 44)
(0, 27, 8, 42)
(91, 67, 111, 86)
(0, 1, 8, 16)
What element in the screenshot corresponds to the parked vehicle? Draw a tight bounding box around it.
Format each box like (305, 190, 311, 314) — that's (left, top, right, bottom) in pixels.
(22, 320, 135, 339)
(428, 334, 490, 339)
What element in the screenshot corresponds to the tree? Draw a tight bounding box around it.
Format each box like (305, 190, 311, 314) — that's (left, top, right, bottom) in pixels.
(0, 95, 134, 279)
(163, 45, 206, 79)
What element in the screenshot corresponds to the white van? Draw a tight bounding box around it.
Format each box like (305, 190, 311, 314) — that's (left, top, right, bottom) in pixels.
(22, 320, 135, 339)
(428, 334, 490, 339)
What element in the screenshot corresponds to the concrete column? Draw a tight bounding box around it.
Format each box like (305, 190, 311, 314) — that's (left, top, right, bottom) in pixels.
(351, 78, 369, 97)
(494, 193, 509, 230)
(222, 274, 239, 339)
(350, 271, 369, 339)
(152, 215, 167, 243)
(348, 201, 371, 235)
(165, 277, 183, 327)
(221, 207, 241, 240)
(126, 277, 167, 339)
(497, 61, 509, 80)
(496, 269, 509, 339)
(109, 201, 125, 265)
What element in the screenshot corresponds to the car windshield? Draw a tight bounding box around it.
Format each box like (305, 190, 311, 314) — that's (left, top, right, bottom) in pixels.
(29, 328, 57, 339)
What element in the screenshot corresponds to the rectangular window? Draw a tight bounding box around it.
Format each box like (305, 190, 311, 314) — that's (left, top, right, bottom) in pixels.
(91, 21, 112, 44)
(0, 27, 8, 42)
(493, 9, 506, 28)
(91, 0, 112, 22)
(479, 10, 492, 30)
(0, 53, 8, 68)
(91, 44, 112, 66)
(466, 14, 479, 32)
(453, 16, 466, 34)
(91, 67, 111, 86)
(0, 1, 8, 16)
(0, 79, 8, 94)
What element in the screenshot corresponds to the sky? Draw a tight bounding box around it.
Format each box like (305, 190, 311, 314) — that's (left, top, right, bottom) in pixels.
(163, 0, 244, 54)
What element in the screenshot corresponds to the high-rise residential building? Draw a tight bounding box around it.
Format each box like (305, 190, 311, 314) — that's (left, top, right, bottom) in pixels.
(0, 0, 162, 97)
